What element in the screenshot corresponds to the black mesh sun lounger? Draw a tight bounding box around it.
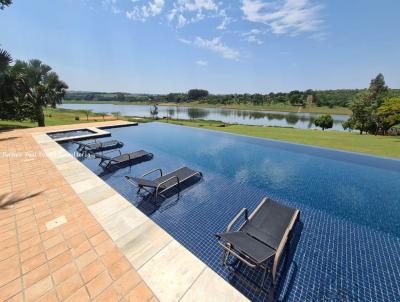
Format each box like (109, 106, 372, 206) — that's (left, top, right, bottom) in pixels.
(73, 140, 124, 153)
(215, 197, 300, 292)
(125, 166, 203, 200)
(94, 150, 153, 169)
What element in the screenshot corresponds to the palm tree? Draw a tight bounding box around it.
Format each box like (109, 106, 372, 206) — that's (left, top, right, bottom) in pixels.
(12, 59, 68, 126)
(0, 49, 12, 74)
(0, 49, 28, 120)
(0, 0, 12, 10)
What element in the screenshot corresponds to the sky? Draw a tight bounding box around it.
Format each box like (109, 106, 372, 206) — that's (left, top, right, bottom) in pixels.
(1, 0, 400, 94)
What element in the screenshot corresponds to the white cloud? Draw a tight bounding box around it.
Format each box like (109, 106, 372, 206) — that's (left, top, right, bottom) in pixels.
(126, 0, 165, 21)
(216, 9, 232, 30)
(177, 14, 187, 27)
(168, 0, 230, 29)
(102, 0, 121, 14)
(241, 0, 323, 35)
(180, 37, 239, 60)
(177, 0, 218, 12)
(242, 28, 266, 44)
(247, 35, 263, 44)
(195, 60, 208, 66)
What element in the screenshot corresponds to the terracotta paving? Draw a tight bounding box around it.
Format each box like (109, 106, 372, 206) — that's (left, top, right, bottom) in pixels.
(0, 123, 157, 302)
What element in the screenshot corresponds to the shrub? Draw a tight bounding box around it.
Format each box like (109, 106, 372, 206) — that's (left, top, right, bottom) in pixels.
(314, 114, 333, 130)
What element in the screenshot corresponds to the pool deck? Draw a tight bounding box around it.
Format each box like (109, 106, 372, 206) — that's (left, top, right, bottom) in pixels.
(0, 121, 247, 302)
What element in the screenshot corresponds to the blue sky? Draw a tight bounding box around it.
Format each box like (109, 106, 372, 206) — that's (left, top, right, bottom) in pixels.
(1, 0, 399, 94)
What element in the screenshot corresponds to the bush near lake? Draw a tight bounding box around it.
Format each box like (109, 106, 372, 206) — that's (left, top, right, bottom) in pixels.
(314, 115, 334, 130)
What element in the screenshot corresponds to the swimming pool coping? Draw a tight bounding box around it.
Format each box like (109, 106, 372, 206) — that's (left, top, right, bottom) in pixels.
(47, 123, 137, 143)
(32, 123, 248, 302)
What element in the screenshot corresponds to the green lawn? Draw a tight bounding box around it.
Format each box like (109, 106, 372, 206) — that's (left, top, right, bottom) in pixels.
(0, 108, 108, 130)
(160, 119, 400, 159)
(64, 100, 351, 115)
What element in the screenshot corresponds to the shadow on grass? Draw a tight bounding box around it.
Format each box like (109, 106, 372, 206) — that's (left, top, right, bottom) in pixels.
(0, 190, 43, 209)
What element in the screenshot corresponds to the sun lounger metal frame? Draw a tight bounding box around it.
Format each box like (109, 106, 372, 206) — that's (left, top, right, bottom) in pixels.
(72, 139, 123, 153)
(95, 150, 153, 169)
(216, 197, 300, 292)
(125, 166, 203, 200)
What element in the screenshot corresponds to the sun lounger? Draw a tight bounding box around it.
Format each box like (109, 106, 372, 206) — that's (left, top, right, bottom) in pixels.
(73, 139, 123, 153)
(125, 166, 202, 199)
(94, 150, 153, 169)
(215, 197, 300, 291)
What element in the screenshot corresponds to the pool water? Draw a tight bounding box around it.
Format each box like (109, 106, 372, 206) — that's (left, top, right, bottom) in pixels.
(61, 122, 400, 301)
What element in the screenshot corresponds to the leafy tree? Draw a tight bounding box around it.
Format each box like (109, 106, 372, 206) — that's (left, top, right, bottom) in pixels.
(82, 110, 92, 121)
(342, 120, 354, 132)
(0, 0, 12, 10)
(97, 112, 107, 121)
(115, 93, 125, 101)
(314, 114, 334, 130)
(369, 73, 388, 106)
(376, 98, 400, 134)
(288, 90, 305, 106)
(111, 111, 121, 119)
(346, 74, 390, 134)
(347, 91, 374, 134)
(150, 104, 158, 119)
(188, 89, 209, 101)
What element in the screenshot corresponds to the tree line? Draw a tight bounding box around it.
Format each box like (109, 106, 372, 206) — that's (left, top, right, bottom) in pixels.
(66, 88, 400, 109)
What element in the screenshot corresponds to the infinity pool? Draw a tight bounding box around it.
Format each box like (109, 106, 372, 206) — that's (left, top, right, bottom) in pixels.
(61, 122, 400, 301)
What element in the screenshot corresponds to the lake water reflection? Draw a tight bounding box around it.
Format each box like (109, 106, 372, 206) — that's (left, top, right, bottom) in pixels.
(60, 103, 349, 131)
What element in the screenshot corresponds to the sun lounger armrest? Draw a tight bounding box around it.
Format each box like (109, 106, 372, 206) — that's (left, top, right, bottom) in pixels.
(155, 175, 179, 196)
(141, 168, 163, 178)
(227, 208, 248, 232)
(125, 176, 137, 186)
(271, 209, 300, 285)
(216, 240, 257, 268)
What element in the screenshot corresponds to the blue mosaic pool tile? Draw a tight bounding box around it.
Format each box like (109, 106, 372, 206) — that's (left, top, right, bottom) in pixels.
(61, 123, 400, 302)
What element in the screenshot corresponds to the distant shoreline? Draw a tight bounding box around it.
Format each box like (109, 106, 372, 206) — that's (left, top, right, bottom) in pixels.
(63, 100, 352, 115)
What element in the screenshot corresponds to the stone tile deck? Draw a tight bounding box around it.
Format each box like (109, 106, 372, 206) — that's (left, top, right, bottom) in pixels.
(0, 122, 157, 302)
(0, 121, 248, 302)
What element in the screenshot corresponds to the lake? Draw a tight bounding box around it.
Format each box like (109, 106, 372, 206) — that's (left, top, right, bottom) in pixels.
(59, 103, 349, 131)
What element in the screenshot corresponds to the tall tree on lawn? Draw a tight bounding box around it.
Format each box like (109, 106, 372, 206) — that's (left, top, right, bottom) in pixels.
(11, 59, 68, 126)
